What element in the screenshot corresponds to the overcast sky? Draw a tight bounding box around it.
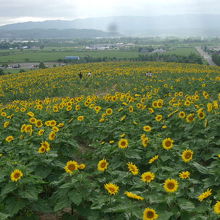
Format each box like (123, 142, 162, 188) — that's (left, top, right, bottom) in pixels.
(0, 0, 220, 26)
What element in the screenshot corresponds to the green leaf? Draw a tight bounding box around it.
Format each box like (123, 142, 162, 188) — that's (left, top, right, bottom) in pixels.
(158, 211, 173, 220)
(192, 162, 209, 174)
(105, 203, 140, 213)
(68, 191, 82, 206)
(5, 197, 26, 216)
(54, 198, 70, 212)
(32, 199, 53, 213)
(1, 183, 17, 196)
(19, 188, 39, 201)
(178, 198, 195, 212)
(0, 212, 9, 220)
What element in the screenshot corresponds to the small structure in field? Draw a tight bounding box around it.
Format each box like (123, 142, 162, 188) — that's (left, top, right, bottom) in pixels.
(64, 56, 80, 61)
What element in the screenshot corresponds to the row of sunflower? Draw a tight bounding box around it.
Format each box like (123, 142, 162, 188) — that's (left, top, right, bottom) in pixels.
(0, 62, 220, 219)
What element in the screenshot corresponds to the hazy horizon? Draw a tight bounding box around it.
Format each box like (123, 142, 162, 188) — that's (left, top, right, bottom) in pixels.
(1, 0, 220, 26)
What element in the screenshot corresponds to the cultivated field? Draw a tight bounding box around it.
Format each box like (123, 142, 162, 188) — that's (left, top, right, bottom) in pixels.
(0, 61, 220, 219)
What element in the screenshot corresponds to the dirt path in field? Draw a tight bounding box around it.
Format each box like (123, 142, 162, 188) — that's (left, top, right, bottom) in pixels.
(195, 46, 216, 66)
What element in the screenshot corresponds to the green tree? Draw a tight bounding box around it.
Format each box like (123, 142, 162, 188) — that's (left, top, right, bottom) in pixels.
(39, 62, 46, 69)
(0, 69, 4, 75)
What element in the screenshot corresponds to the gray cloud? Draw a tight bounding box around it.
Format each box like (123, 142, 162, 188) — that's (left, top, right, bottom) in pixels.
(0, 0, 220, 25)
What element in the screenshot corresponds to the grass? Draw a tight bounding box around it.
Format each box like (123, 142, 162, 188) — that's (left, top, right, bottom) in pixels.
(0, 47, 199, 63)
(165, 47, 199, 56)
(0, 49, 139, 63)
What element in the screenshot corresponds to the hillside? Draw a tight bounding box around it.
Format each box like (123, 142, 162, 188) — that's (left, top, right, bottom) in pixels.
(0, 28, 114, 39)
(1, 15, 220, 37)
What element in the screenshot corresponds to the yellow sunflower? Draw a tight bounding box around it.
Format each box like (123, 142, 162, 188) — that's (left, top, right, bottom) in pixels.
(214, 201, 220, 214)
(141, 172, 155, 183)
(162, 138, 174, 150)
(48, 131, 56, 141)
(178, 111, 186, 119)
(78, 164, 86, 169)
(186, 114, 195, 123)
(179, 171, 190, 179)
(143, 125, 152, 132)
(142, 137, 149, 147)
(64, 161, 78, 174)
(118, 138, 128, 149)
(106, 108, 113, 115)
(124, 191, 144, 200)
(97, 159, 109, 172)
(148, 155, 159, 164)
(181, 149, 193, 163)
(127, 162, 139, 175)
(10, 169, 23, 182)
(198, 189, 212, 202)
(197, 111, 206, 119)
(77, 116, 84, 121)
(5, 136, 14, 142)
(38, 129, 45, 136)
(155, 115, 163, 122)
(143, 208, 159, 220)
(163, 179, 179, 193)
(104, 183, 119, 195)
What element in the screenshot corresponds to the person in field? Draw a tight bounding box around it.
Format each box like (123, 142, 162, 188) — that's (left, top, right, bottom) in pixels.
(145, 72, 153, 77)
(78, 72, 83, 79)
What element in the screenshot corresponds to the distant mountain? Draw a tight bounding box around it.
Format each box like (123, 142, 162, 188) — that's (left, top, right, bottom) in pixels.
(1, 15, 220, 37)
(0, 28, 115, 39)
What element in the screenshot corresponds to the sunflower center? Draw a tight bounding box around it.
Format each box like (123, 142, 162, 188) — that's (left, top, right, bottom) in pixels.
(14, 172, 20, 179)
(68, 164, 76, 171)
(101, 162, 106, 168)
(146, 211, 154, 218)
(165, 141, 171, 147)
(167, 182, 175, 189)
(109, 187, 115, 193)
(121, 141, 126, 146)
(185, 152, 192, 159)
(145, 175, 151, 181)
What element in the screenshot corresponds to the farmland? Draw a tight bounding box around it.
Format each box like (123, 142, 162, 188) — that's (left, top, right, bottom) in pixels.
(0, 47, 200, 64)
(0, 61, 220, 220)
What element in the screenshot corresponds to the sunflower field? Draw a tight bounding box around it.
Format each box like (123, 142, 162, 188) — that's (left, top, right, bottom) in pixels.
(0, 61, 220, 220)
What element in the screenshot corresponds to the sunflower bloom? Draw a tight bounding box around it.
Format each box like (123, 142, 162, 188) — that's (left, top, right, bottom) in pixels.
(78, 164, 86, 169)
(142, 137, 149, 147)
(198, 189, 212, 202)
(143, 208, 159, 220)
(5, 136, 14, 142)
(64, 161, 78, 174)
(148, 155, 159, 164)
(48, 131, 56, 141)
(162, 138, 174, 150)
(38, 141, 50, 153)
(127, 162, 139, 175)
(97, 159, 109, 172)
(143, 125, 152, 132)
(186, 114, 195, 123)
(141, 172, 155, 183)
(163, 179, 179, 193)
(214, 201, 220, 214)
(181, 149, 193, 163)
(104, 183, 119, 195)
(10, 169, 23, 182)
(179, 171, 190, 179)
(118, 138, 128, 149)
(77, 116, 84, 121)
(124, 191, 144, 200)
(106, 108, 113, 115)
(155, 115, 163, 122)
(178, 111, 186, 118)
